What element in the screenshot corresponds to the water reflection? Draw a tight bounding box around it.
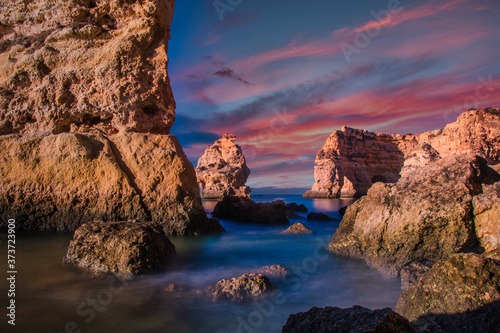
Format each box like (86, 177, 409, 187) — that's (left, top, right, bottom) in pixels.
(312, 198, 357, 212)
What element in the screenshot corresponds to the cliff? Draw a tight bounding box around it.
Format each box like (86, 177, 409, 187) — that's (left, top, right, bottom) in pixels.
(196, 134, 251, 199)
(0, 0, 223, 235)
(304, 108, 500, 198)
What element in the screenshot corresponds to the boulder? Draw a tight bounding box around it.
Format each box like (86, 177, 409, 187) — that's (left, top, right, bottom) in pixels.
(209, 273, 273, 302)
(213, 196, 289, 225)
(195, 134, 250, 199)
(307, 212, 335, 221)
(396, 253, 500, 333)
(63, 220, 175, 276)
(286, 203, 308, 212)
(304, 108, 500, 198)
(400, 260, 434, 291)
(257, 265, 291, 279)
(282, 305, 417, 333)
(282, 223, 314, 235)
(329, 155, 497, 277)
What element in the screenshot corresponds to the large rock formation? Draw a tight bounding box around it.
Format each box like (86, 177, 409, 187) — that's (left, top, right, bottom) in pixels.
(282, 306, 417, 333)
(195, 134, 250, 199)
(0, 0, 224, 235)
(396, 253, 500, 333)
(328, 154, 500, 277)
(63, 220, 176, 276)
(212, 196, 289, 225)
(305, 108, 500, 198)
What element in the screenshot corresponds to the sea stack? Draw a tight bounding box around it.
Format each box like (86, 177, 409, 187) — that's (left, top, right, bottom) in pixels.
(304, 108, 500, 198)
(0, 0, 223, 235)
(196, 134, 251, 199)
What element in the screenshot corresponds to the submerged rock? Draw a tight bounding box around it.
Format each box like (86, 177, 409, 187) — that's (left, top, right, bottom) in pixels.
(286, 203, 308, 212)
(304, 108, 500, 198)
(213, 196, 289, 225)
(282, 223, 314, 235)
(63, 221, 175, 276)
(396, 253, 500, 333)
(209, 273, 273, 302)
(328, 155, 498, 277)
(282, 305, 416, 333)
(307, 212, 336, 221)
(195, 134, 251, 199)
(257, 265, 291, 279)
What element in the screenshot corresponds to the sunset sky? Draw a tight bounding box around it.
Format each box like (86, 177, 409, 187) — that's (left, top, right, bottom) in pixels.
(168, 0, 500, 191)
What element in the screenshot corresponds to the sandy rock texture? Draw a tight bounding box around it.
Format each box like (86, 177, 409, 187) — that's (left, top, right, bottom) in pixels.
(0, 0, 176, 135)
(328, 154, 500, 277)
(63, 220, 176, 276)
(282, 305, 416, 333)
(396, 253, 500, 333)
(305, 108, 500, 198)
(195, 134, 250, 199)
(0, 0, 224, 235)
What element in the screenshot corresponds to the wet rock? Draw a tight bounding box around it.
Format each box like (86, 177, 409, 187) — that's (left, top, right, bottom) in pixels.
(286, 203, 308, 212)
(396, 253, 500, 333)
(213, 196, 289, 225)
(209, 273, 273, 302)
(400, 260, 434, 291)
(63, 220, 175, 276)
(329, 155, 496, 277)
(195, 134, 251, 199)
(282, 305, 417, 333)
(257, 265, 291, 279)
(307, 212, 335, 221)
(281, 223, 314, 235)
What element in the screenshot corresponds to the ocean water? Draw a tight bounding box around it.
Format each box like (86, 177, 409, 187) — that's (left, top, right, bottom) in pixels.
(0, 195, 402, 333)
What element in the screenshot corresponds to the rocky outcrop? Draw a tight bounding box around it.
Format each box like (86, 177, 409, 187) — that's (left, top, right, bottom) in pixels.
(212, 196, 289, 225)
(63, 220, 175, 276)
(281, 223, 314, 235)
(328, 154, 500, 277)
(0, 0, 224, 235)
(305, 108, 500, 198)
(0, 0, 175, 135)
(282, 306, 416, 333)
(257, 265, 291, 279)
(396, 253, 500, 333)
(0, 132, 225, 235)
(286, 203, 308, 212)
(195, 134, 250, 199)
(209, 273, 273, 302)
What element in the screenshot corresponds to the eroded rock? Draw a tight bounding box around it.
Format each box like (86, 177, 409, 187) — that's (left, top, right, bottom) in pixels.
(212, 196, 289, 225)
(396, 253, 500, 333)
(196, 134, 250, 199)
(63, 220, 175, 276)
(209, 273, 273, 302)
(282, 305, 416, 333)
(281, 223, 314, 235)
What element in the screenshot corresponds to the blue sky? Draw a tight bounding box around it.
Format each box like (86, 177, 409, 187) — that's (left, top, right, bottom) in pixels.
(167, 0, 500, 190)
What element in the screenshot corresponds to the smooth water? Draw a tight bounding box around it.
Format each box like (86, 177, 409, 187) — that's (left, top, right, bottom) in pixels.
(0, 195, 401, 333)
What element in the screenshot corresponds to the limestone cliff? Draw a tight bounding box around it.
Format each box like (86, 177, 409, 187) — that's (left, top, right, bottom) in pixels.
(304, 108, 500, 198)
(196, 134, 250, 199)
(0, 0, 223, 235)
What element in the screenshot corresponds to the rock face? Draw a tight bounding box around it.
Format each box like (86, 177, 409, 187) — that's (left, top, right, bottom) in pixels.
(400, 260, 434, 291)
(0, 0, 223, 235)
(305, 108, 500, 198)
(328, 154, 500, 277)
(281, 223, 314, 235)
(212, 196, 289, 225)
(396, 253, 500, 332)
(0, 0, 175, 135)
(195, 134, 250, 199)
(282, 306, 417, 333)
(473, 181, 500, 252)
(209, 273, 273, 302)
(63, 220, 175, 276)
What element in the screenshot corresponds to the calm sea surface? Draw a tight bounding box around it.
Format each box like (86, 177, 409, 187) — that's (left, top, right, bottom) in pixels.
(0, 195, 401, 333)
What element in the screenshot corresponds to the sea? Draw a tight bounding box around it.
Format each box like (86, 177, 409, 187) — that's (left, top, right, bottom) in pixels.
(1, 195, 402, 333)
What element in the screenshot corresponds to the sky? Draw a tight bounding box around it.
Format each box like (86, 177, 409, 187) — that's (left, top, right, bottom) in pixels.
(168, 0, 500, 192)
